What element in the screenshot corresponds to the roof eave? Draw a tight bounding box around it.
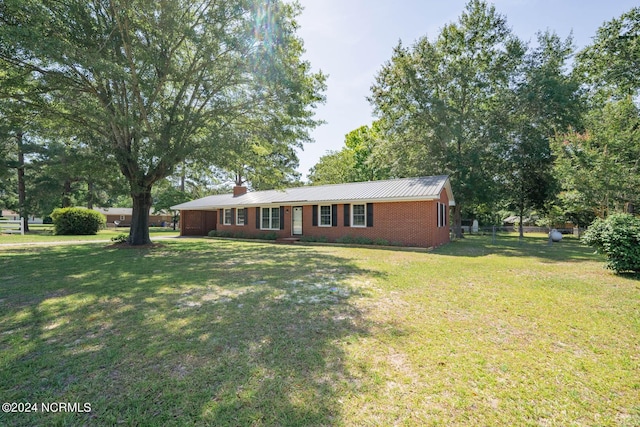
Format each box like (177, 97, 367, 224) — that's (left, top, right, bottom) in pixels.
(172, 195, 445, 210)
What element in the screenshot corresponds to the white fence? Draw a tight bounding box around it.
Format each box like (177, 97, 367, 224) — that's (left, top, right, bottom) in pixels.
(0, 218, 25, 235)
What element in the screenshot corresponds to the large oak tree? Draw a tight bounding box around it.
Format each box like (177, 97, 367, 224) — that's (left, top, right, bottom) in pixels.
(0, 0, 325, 244)
(369, 0, 523, 236)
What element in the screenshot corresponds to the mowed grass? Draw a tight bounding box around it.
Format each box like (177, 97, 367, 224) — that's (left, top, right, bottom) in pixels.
(0, 225, 179, 244)
(0, 235, 638, 426)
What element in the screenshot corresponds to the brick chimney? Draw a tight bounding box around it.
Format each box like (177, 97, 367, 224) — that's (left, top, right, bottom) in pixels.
(233, 185, 247, 197)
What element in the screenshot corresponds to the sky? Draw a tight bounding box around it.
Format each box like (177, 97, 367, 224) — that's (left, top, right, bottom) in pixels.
(292, 0, 638, 179)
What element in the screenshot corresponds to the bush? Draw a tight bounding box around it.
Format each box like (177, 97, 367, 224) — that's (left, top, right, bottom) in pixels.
(299, 235, 329, 243)
(207, 230, 278, 240)
(373, 237, 391, 246)
(51, 207, 106, 235)
(111, 233, 129, 244)
(208, 230, 234, 238)
(336, 235, 376, 245)
(582, 214, 640, 273)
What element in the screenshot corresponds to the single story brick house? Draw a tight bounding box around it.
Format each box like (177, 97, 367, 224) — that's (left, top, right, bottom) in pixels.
(172, 176, 455, 247)
(92, 207, 173, 227)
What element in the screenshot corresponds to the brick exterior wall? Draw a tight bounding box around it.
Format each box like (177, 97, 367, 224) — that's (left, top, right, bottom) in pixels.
(180, 210, 217, 236)
(181, 188, 451, 247)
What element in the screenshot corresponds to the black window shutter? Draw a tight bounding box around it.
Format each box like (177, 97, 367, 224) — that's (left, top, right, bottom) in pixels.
(245, 208, 249, 225)
(366, 203, 374, 227)
(219, 209, 223, 224)
(332, 204, 338, 227)
(280, 206, 285, 230)
(312, 205, 318, 226)
(231, 208, 235, 225)
(256, 207, 260, 229)
(343, 204, 350, 226)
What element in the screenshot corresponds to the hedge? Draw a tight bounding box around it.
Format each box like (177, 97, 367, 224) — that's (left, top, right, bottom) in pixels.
(582, 213, 640, 273)
(51, 207, 106, 235)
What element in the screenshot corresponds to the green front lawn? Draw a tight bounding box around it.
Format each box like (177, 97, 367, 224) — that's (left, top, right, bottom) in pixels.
(0, 235, 638, 426)
(0, 226, 179, 244)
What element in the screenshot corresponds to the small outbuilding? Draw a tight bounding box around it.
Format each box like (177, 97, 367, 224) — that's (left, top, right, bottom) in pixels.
(172, 176, 455, 248)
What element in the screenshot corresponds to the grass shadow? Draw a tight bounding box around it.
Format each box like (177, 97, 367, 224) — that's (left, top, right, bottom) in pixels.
(0, 239, 377, 426)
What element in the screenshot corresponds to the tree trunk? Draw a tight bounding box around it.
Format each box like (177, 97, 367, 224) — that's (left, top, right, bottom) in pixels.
(16, 130, 29, 233)
(518, 205, 524, 239)
(87, 181, 94, 210)
(129, 185, 153, 245)
(453, 204, 463, 238)
(180, 163, 186, 193)
(62, 179, 73, 207)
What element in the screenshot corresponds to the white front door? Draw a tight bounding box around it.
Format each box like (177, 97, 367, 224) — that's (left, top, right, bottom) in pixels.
(292, 206, 303, 235)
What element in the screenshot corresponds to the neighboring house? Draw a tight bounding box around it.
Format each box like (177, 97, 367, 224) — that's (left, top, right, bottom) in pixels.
(0, 210, 44, 224)
(171, 176, 455, 248)
(92, 207, 173, 227)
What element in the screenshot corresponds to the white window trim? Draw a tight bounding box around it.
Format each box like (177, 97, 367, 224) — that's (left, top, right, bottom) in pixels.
(319, 205, 332, 227)
(236, 208, 245, 226)
(351, 203, 366, 228)
(260, 207, 280, 231)
(223, 208, 232, 225)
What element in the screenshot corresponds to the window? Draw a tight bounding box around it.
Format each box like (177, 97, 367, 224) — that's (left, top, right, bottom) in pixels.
(437, 203, 447, 228)
(236, 208, 245, 226)
(224, 208, 232, 225)
(319, 205, 332, 227)
(119, 215, 126, 221)
(261, 207, 280, 230)
(352, 204, 366, 227)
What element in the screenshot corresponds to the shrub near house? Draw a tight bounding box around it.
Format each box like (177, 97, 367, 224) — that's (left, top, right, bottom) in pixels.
(582, 213, 640, 273)
(51, 207, 107, 235)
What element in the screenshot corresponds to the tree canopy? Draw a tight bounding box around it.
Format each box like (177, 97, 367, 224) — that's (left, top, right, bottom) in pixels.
(310, 1, 636, 232)
(369, 0, 524, 235)
(0, 0, 325, 244)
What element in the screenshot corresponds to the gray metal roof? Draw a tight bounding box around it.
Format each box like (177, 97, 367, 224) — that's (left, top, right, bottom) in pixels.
(171, 175, 454, 210)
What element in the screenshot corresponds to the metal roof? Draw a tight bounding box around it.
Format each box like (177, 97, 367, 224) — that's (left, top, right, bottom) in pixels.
(171, 175, 455, 210)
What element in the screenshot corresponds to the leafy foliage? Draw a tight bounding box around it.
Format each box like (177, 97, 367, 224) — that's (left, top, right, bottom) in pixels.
(582, 214, 640, 273)
(207, 230, 277, 240)
(307, 149, 358, 185)
(110, 233, 129, 244)
(308, 122, 390, 185)
(575, 7, 640, 101)
(0, 0, 325, 244)
(298, 235, 329, 243)
(335, 235, 401, 246)
(499, 31, 582, 236)
(51, 207, 106, 235)
(552, 98, 640, 219)
(369, 0, 524, 235)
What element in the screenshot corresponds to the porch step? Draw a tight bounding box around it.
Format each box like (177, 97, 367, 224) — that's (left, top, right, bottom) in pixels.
(275, 237, 301, 244)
